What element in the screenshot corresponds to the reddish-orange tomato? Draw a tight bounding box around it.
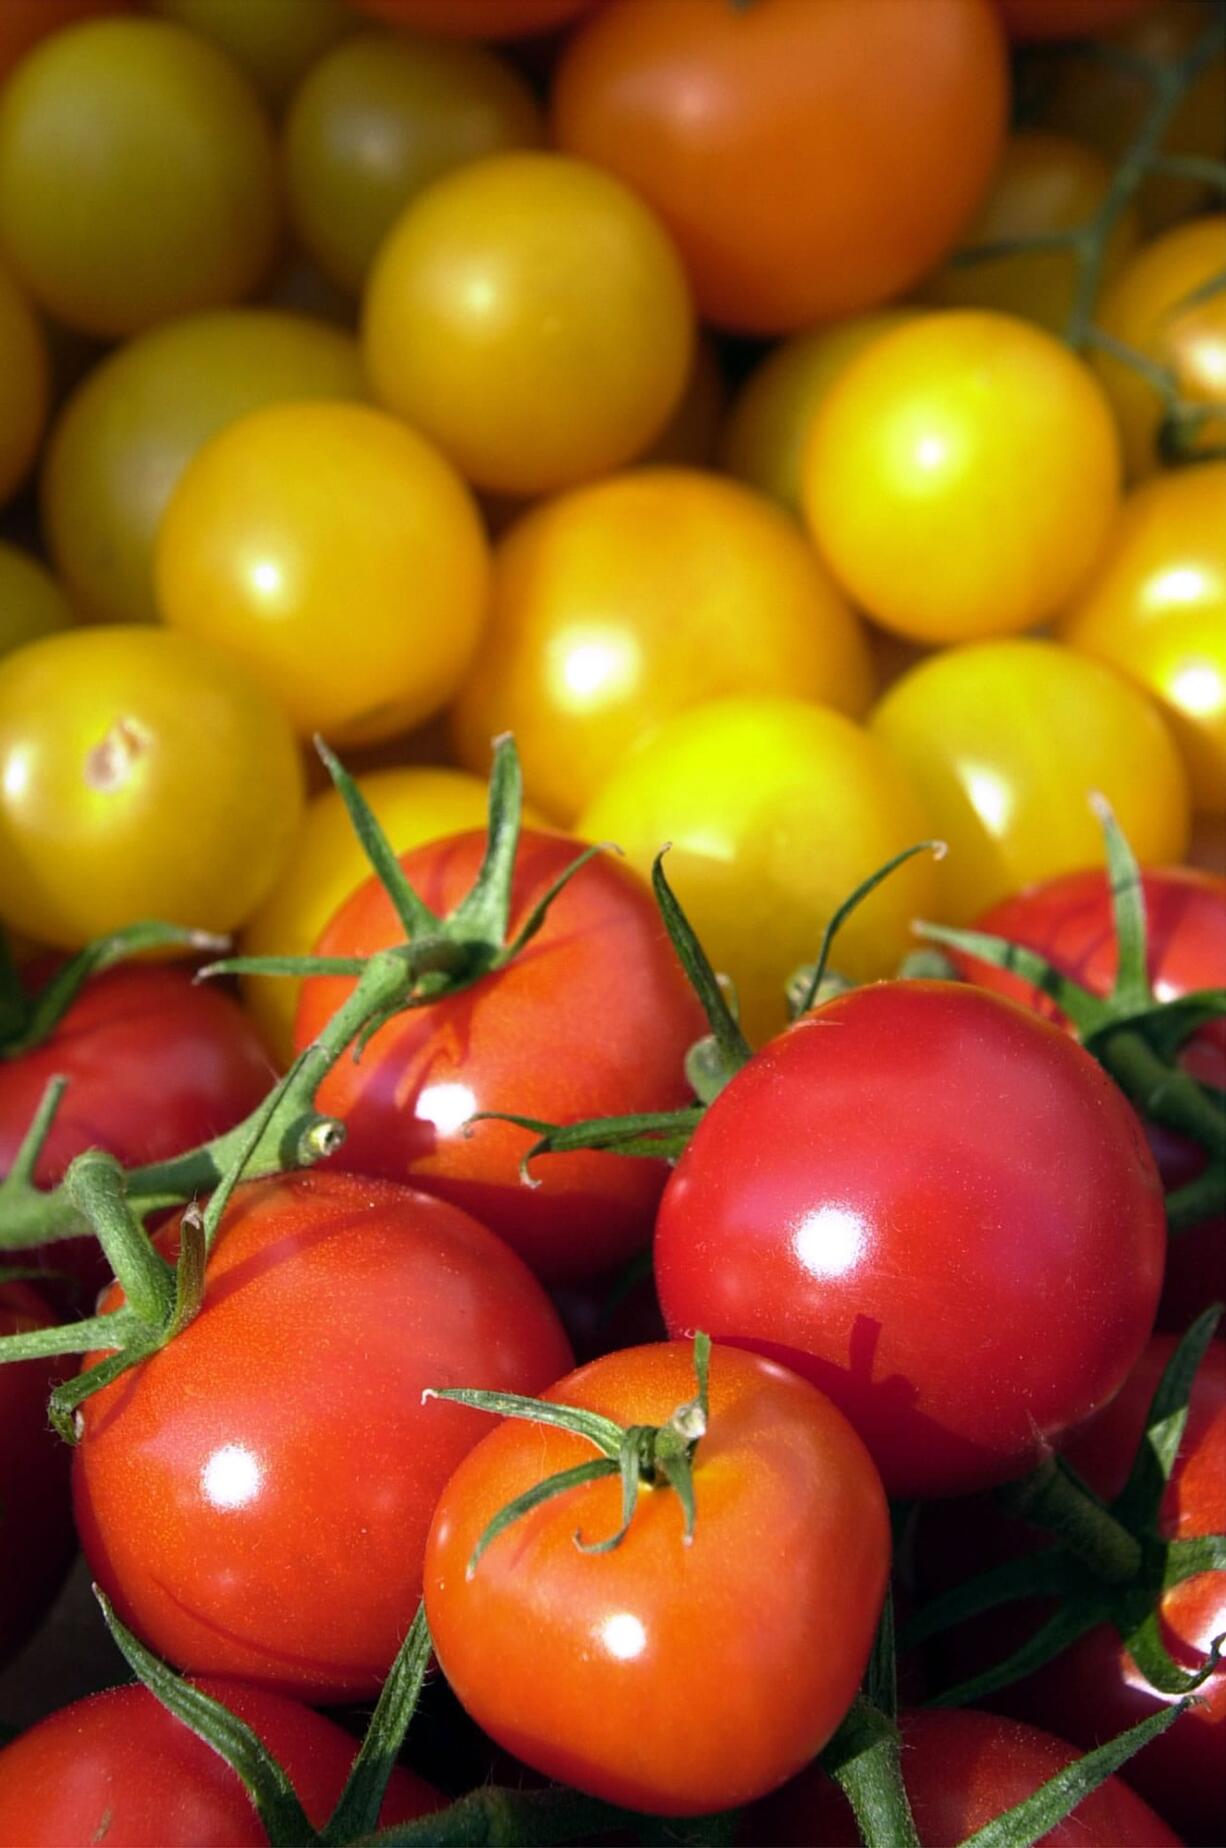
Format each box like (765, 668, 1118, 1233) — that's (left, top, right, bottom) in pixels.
(995, 0, 1158, 39)
(0, 1, 127, 78)
(552, 0, 1008, 333)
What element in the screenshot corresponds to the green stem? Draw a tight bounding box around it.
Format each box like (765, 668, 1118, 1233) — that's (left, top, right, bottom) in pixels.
(996, 1456, 1142, 1585)
(1100, 1028, 1226, 1154)
(822, 1701, 921, 1848)
(64, 1152, 174, 1326)
(1167, 1166, 1226, 1235)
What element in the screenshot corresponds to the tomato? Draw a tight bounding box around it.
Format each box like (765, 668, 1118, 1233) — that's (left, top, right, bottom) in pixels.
(996, 0, 1158, 39)
(919, 130, 1137, 333)
(363, 152, 692, 496)
(750, 1707, 1181, 1845)
(0, 2, 128, 79)
(0, 18, 280, 337)
(425, 1341, 890, 1815)
(1093, 217, 1226, 479)
(451, 470, 875, 825)
(0, 1284, 74, 1669)
(640, 333, 726, 468)
(869, 640, 1189, 923)
(719, 311, 916, 517)
(0, 545, 74, 661)
(802, 312, 1121, 645)
(552, 0, 1007, 333)
(149, 0, 355, 105)
(156, 402, 489, 748)
(295, 829, 707, 1282)
(578, 696, 937, 1045)
(0, 262, 47, 507)
(285, 29, 542, 296)
(347, 0, 594, 35)
(42, 308, 366, 629)
(1057, 465, 1226, 816)
(656, 982, 1167, 1499)
(0, 627, 303, 948)
(0, 1679, 441, 1845)
(75, 1171, 573, 1698)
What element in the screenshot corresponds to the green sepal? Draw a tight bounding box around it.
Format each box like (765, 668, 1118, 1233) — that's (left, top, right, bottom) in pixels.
(1164, 1532, 1226, 1586)
(423, 1387, 625, 1459)
(820, 1698, 921, 1848)
(792, 839, 945, 1020)
(315, 738, 438, 941)
(450, 733, 525, 947)
(911, 921, 1111, 1036)
(322, 1603, 432, 1845)
(468, 1456, 620, 1578)
(473, 1106, 706, 1176)
(1121, 1607, 1225, 1696)
(349, 1784, 625, 1847)
(925, 1599, 1109, 1710)
(575, 1439, 643, 1555)
(1, 1075, 69, 1191)
(651, 850, 749, 1089)
(900, 1550, 1086, 1652)
(1112, 1305, 1222, 1532)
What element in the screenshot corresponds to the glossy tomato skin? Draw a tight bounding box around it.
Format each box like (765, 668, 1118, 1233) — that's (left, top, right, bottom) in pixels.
(74, 1171, 573, 1699)
(0, 1679, 442, 1846)
(295, 831, 707, 1284)
(656, 983, 1167, 1499)
(425, 1341, 890, 1816)
(0, 1284, 75, 1669)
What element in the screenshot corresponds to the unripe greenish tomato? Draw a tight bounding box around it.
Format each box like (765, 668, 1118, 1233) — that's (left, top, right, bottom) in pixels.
(0, 545, 75, 661)
(0, 262, 48, 507)
(150, 0, 355, 105)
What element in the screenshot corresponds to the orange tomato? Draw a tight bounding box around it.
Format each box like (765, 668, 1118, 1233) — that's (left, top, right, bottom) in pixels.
(995, 0, 1156, 39)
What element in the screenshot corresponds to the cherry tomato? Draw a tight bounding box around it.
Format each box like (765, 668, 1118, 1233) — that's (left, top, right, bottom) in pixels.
(347, 0, 594, 34)
(996, 0, 1157, 39)
(425, 1341, 890, 1815)
(639, 333, 726, 468)
(0, 262, 47, 507)
(42, 308, 366, 629)
(0, 545, 74, 661)
(751, 1707, 1181, 1845)
(295, 830, 707, 1282)
(0, 2, 128, 79)
(1057, 465, 1226, 815)
(0, 18, 280, 337)
(578, 696, 937, 1045)
(156, 402, 489, 748)
(1093, 217, 1226, 479)
(364, 152, 693, 496)
(0, 1284, 74, 1669)
(553, 0, 1007, 333)
(869, 640, 1189, 923)
(150, 0, 355, 105)
(0, 1679, 441, 1845)
(285, 29, 543, 295)
(803, 312, 1121, 645)
(0, 626, 304, 948)
(75, 1171, 573, 1698)
(656, 982, 1167, 1498)
(451, 470, 875, 824)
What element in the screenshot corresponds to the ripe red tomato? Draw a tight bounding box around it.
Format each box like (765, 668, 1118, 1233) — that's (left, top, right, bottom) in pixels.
(0, 1283, 74, 1668)
(74, 1171, 573, 1699)
(655, 982, 1167, 1498)
(0, 1679, 442, 1845)
(425, 1341, 890, 1815)
(294, 830, 708, 1284)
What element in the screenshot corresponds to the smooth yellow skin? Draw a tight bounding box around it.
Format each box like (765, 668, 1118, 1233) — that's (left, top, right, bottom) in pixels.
(151, 0, 356, 105)
(452, 468, 875, 824)
(870, 640, 1190, 925)
(156, 401, 490, 748)
(719, 310, 914, 516)
(285, 29, 543, 295)
(919, 130, 1137, 334)
(0, 627, 304, 947)
(1093, 217, 1226, 480)
(578, 696, 937, 1045)
(0, 18, 280, 337)
(363, 151, 694, 495)
(803, 311, 1121, 645)
(642, 334, 726, 468)
(0, 544, 75, 660)
(42, 309, 367, 628)
(240, 765, 549, 1060)
(1057, 464, 1226, 817)
(0, 262, 47, 505)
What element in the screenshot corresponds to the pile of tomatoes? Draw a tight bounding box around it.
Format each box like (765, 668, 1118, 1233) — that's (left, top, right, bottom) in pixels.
(0, 0, 1221, 1843)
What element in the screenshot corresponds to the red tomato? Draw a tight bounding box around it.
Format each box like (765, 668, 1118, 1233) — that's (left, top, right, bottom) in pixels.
(953, 867, 1226, 1327)
(0, 1283, 74, 1668)
(0, 1679, 442, 1845)
(425, 1341, 890, 1815)
(749, 1706, 1181, 1845)
(294, 831, 708, 1284)
(655, 983, 1167, 1498)
(74, 1171, 573, 1699)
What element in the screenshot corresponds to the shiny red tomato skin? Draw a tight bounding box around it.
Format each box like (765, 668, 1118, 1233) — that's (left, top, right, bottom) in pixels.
(294, 830, 708, 1283)
(655, 982, 1167, 1499)
(0, 1679, 442, 1846)
(0, 1283, 74, 1667)
(73, 1171, 573, 1700)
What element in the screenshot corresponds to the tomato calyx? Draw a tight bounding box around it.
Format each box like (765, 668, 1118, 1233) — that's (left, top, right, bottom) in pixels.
(426, 1331, 712, 1576)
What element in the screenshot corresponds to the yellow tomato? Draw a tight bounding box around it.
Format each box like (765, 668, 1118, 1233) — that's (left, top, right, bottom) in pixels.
(42, 309, 367, 628)
(1057, 464, 1226, 817)
(803, 311, 1121, 644)
(919, 130, 1136, 333)
(150, 0, 355, 105)
(285, 30, 543, 295)
(0, 544, 75, 660)
(578, 697, 937, 1045)
(156, 402, 489, 748)
(1093, 217, 1226, 479)
(869, 639, 1189, 923)
(452, 468, 875, 823)
(0, 262, 47, 506)
(363, 152, 693, 495)
(719, 310, 914, 516)
(240, 764, 548, 1059)
(0, 18, 280, 337)
(0, 627, 303, 947)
